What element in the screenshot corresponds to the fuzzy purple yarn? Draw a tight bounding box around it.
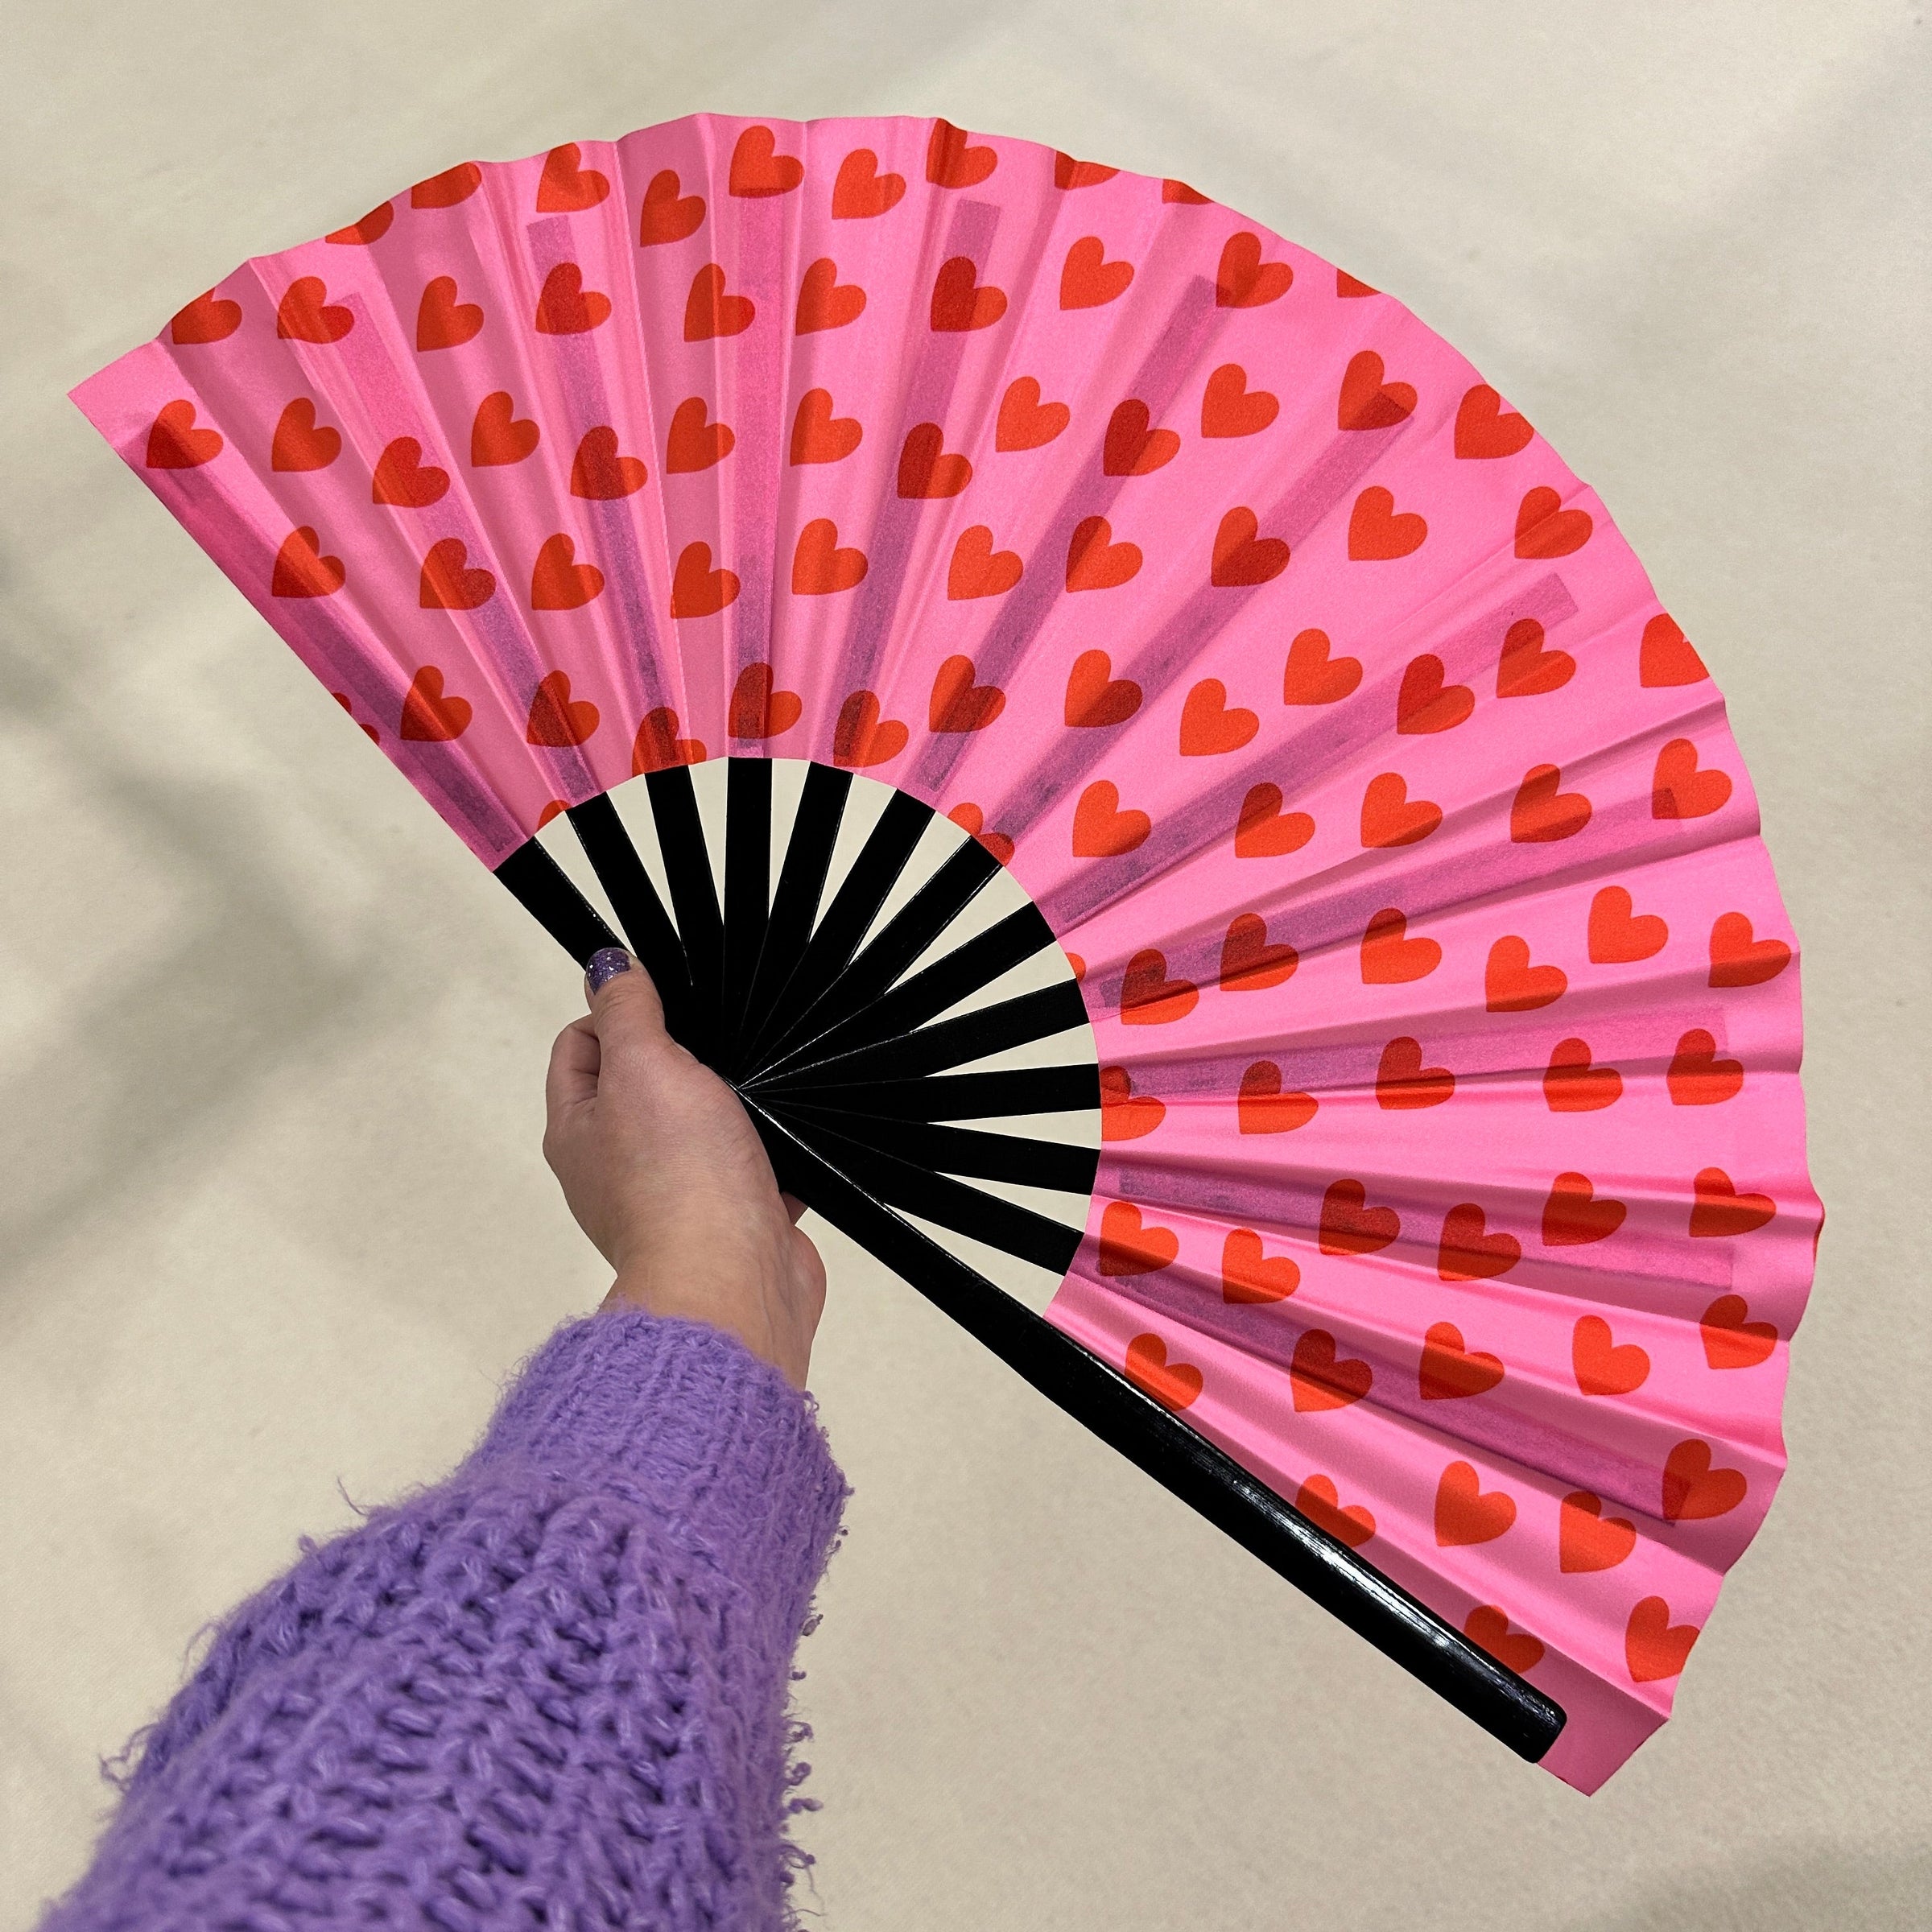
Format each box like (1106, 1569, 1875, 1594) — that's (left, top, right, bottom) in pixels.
(37, 1311, 850, 1930)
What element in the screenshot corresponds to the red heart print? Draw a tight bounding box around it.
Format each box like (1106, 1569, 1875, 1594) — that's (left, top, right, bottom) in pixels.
(569, 427, 648, 499)
(631, 708, 708, 774)
(638, 169, 705, 244)
(1200, 363, 1278, 438)
(1067, 516, 1141, 591)
(1211, 507, 1290, 585)
(418, 538, 494, 611)
(1294, 1476, 1376, 1549)
(931, 257, 1007, 331)
(1216, 232, 1293, 307)
(1290, 1330, 1373, 1412)
(946, 802, 1017, 863)
(1662, 1439, 1748, 1521)
(670, 541, 740, 619)
(1234, 784, 1315, 857)
(1054, 152, 1119, 188)
(1640, 613, 1709, 687)
(276, 277, 353, 342)
(410, 162, 481, 208)
(1360, 773, 1441, 848)
(795, 257, 866, 333)
(371, 437, 450, 508)
(791, 518, 869, 595)
(1690, 1168, 1775, 1237)
(1220, 914, 1298, 990)
(1335, 268, 1377, 296)
(1319, 1179, 1398, 1254)
(325, 203, 394, 245)
(1653, 739, 1732, 819)
(927, 118, 997, 188)
(1162, 179, 1211, 204)
(1589, 886, 1668, 963)
(1180, 679, 1258, 755)
(1239, 1063, 1319, 1135)
(1061, 236, 1134, 308)
(666, 397, 736, 472)
(1435, 1462, 1517, 1546)
(1496, 617, 1575, 696)
(1454, 383, 1534, 458)
(1420, 1322, 1504, 1400)
(1514, 486, 1592, 558)
(728, 124, 803, 196)
(832, 689, 909, 768)
(1573, 1315, 1650, 1397)
(683, 265, 754, 341)
(1348, 486, 1426, 559)
(471, 392, 539, 466)
(1338, 350, 1416, 430)
(1487, 936, 1567, 1011)
(1438, 1204, 1520, 1282)
(1625, 1597, 1699, 1682)
(1100, 1203, 1179, 1277)
(729, 663, 803, 740)
(1376, 1037, 1454, 1109)
(1220, 1229, 1300, 1304)
(536, 142, 609, 212)
(170, 291, 242, 344)
(1103, 400, 1180, 476)
(948, 526, 1024, 600)
(1708, 913, 1791, 987)
(1560, 1492, 1637, 1572)
(996, 377, 1070, 451)
(1463, 1607, 1543, 1676)
(1064, 650, 1141, 724)
(398, 666, 471, 740)
(791, 389, 863, 466)
(1282, 629, 1361, 704)
(897, 422, 972, 496)
(1099, 1067, 1165, 1141)
(530, 533, 604, 610)
(1124, 1332, 1200, 1410)
(271, 399, 341, 472)
(1700, 1294, 1779, 1370)
(832, 148, 905, 218)
(1360, 909, 1441, 984)
(1543, 1038, 1621, 1111)
(1668, 1029, 1744, 1105)
(1396, 654, 1473, 733)
(1121, 947, 1198, 1022)
(271, 526, 345, 598)
(928, 654, 1005, 732)
(533, 263, 609, 336)
(525, 670, 600, 747)
(145, 400, 221, 469)
(1542, 1172, 1625, 1245)
(334, 693, 380, 744)
(1510, 764, 1592, 842)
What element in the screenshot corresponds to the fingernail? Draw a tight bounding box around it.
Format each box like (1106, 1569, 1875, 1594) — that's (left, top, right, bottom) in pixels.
(587, 947, 632, 994)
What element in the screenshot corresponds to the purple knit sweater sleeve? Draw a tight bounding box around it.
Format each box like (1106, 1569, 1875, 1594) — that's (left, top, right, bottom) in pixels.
(38, 1311, 850, 1932)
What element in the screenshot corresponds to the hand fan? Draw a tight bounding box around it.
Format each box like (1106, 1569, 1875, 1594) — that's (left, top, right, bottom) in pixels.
(72, 112, 1819, 1794)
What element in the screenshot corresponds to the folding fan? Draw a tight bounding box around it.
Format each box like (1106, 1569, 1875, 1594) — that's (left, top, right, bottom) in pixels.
(72, 112, 1819, 1794)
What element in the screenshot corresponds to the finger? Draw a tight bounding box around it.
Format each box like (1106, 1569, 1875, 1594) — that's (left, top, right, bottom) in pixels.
(780, 1191, 809, 1226)
(546, 1014, 602, 1120)
(584, 947, 668, 1042)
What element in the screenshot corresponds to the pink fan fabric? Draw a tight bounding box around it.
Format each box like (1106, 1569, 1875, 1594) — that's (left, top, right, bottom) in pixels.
(72, 113, 1818, 1793)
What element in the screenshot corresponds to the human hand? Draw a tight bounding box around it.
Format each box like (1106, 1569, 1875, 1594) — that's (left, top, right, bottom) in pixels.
(543, 949, 827, 1388)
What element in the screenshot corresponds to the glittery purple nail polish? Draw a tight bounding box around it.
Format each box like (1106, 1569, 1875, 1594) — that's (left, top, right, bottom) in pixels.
(586, 947, 632, 993)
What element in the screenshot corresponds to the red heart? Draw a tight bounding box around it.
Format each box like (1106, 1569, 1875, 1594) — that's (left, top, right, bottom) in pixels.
(325, 202, 394, 245)
(1319, 1179, 1397, 1254)
(1454, 383, 1534, 458)
(410, 162, 481, 208)
(530, 533, 604, 610)
(996, 377, 1069, 450)
(791, 388, 863, 467)
(1708, 913, 1791, 987)
(1234, 784, 1315, 857)
(1542, 1172, 1625, 1246)
(371, 437, 450, 508)
(832, 147, 905, 218)
(1572, 1315, 1650, 1396)
(534, 263, 610, 336)
(569, 427, 648, 499)
(1211, 507, 1290, 585)
(470, 391, 539, 466)
(670, 541, 740, 619)
(1668, 1029, 1744, 1105)
(1220, 1229, 1300, 1304)
(927, 118, 997, 188)
(1589, 886, 1668, 963)
(1360, 773, 1441, 848)
(1335, 268, 1377, 297)
(729, 663, 803, 740)
(1625, 1597, 1699, 1682)
(1396, 654, 1473, 733)
(1180, 679, 1258, 755)
(1100, 1203, 1179, 1278)
(1162, 179, 1211, 204)
(1099, 1067, 1165, 1141)
(1496, 617, 1575, 696)
(795, 257, 866, 333)
(1064, 650, 1141, 726)
(1103, 400, 1180, 476)
(1054, 153, 1120, 188)
(1239, 1063, 1318, 1135)
(1121, 947, 1198, 1022)
(1543, 1038, 1621, 1112)
(1653, 739, 1733, 819)
(1514, 485, 1592, 558)
(270, 526, 345, 598)
(1360, 909, 1440, 984)
(1294, 1476, 1376, 1549)
(948, 526, 1024, 600)
(1662, 1439, 1748, 1521)
(144, 400, 222, 469)
(398, 665, 471, 741)
(897, 422, 972, 497)
(683, 264, 754, 341)
(728, 124, 803, 196)
(1560, 1492, 1637, 1573)
(1200, 363, 1278, 438)
(1487, 936, 1567, 1012)
(1376, 1037, 1454, 1109)
(1220, 914, 1297, 990)
(1067, 515, 1141, 590)
(630, 708, 707, 774)
(931, 257, 1007, 331)
(536, 142, 609, 212)
(276, 276, 353, 343)
(1463, 1607, 1543, 1676)
(1510, 763, 1591, 842)
(1701, 1294, 1779, 1370)
(1420, 1322, 1504, 1400)
(418, 538, 494, 611)
(1337, 349, 1415, 430)
(1061, 235, 1134, 308)
(1216, 232, 1293, 307)
(1290, 1330, 1373, 1412)
(334, 693, 380, 744)
(1437, 1203, 1521, 1282)
(928, 655, 1005, 732)
(1123, 1331, 1200, 1409)
(791, 518, 869, 595)
(1640, 613, 1709, 687)
(1690, 1169, 1775, 1238)
(638, 169, 705, 245)
(525, 670, 600, 747)
(666, 397, 735, 473)
(952, 811, 1015, 873)
(1348, 485, 1426, 559)
(1282, 629, 1361, 704)
(832, 690, 909, 768)
(1435, 1461, 1517, 1546)
(271, 399, 341, 472)
(169, 291, 242, 344)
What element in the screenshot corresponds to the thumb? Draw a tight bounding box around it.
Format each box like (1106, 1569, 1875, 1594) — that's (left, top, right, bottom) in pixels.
(584, 947, 668, 1049)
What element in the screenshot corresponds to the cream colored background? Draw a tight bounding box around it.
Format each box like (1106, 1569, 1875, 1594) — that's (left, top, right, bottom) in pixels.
(3, 3, 1927, 1926)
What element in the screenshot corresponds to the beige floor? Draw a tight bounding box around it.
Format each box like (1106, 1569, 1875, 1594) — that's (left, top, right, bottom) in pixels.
(3, 3, 1928, 1926)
